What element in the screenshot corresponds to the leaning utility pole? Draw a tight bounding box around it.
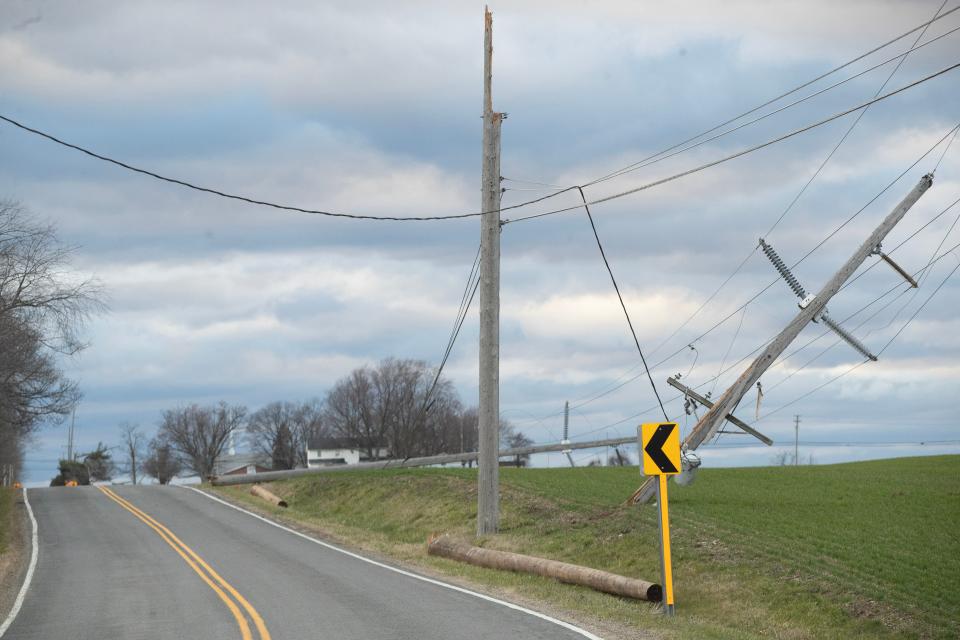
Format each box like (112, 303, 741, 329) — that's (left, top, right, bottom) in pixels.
(478, 6, 504, 536)
(630, 173, 933, 504)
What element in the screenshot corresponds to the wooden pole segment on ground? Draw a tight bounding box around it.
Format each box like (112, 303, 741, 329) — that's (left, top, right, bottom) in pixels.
(250, 484, 288, 508)
(427, 535, 662, 602)
(629, 174, 933, 505)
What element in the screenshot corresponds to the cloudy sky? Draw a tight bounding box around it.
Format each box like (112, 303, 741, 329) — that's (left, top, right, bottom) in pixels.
(2, 0, 959, 485)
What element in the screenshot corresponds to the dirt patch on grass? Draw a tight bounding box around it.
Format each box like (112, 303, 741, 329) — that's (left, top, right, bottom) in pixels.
(843, 596, 927, 638)
(0, 490, 30, 624)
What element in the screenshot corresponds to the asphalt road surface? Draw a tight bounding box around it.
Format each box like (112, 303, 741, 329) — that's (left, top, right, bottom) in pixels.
(4, 486, 598, 640)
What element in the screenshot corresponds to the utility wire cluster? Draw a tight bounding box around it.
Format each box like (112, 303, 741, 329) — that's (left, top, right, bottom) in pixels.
(2, 5, 959, 450)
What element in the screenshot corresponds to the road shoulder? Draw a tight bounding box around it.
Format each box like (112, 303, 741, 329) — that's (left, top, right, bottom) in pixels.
(0, 489, 31, 630)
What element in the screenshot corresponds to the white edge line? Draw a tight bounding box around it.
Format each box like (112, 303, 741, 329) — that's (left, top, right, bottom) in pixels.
(0, 488, 39, 638)
(186, 486, 604, 640)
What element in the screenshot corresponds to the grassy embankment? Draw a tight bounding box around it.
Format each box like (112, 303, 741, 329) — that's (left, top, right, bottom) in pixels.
(213, 455, 960, 639)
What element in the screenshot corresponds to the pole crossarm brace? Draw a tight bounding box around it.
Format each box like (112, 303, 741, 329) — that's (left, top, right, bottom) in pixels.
(628, 173, 933, 505)
(666, 377, 773, 446)
(212, 436, 638, 486)
(877, 250, 919, 288)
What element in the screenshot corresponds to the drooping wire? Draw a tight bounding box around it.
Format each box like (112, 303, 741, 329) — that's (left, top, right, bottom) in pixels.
(576, 186, 669, 421)
(711, 304, 748, 397)
(420, 246, 482, 416)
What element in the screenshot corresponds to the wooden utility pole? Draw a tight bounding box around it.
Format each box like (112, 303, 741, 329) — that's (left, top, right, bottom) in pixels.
(794, 415, 800, 465)
(630, 173, 933, 504)
(562, 401, 575, 467)
(478, 6, 504, 536)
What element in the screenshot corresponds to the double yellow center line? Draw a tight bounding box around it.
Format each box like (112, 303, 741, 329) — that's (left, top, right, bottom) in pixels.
(97, 486, 271, 640)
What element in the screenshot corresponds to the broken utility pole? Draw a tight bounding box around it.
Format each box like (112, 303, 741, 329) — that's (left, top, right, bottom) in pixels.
(629, 173, 933, 505)
(478, 5, 504, 536)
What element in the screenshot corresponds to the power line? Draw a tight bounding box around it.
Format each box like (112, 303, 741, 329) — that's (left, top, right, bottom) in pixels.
(583, 6, 960, 187)
(422, 246, 482, 411)
(933, 124, 960, 172)
(500, 7, 960, 218)
(5, 58, 956, 226)
(759, 0, 951, 240)
(503, 61, 960, 225)
(577, 187, 669, 421)
(0, 113, 486, 223)
(586, 20, 960, 190)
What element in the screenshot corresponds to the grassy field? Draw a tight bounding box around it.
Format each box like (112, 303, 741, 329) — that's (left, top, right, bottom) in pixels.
(214, 455, 960, 639)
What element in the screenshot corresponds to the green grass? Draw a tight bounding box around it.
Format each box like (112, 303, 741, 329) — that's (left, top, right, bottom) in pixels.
(214, 455, 960, 640)
(0, 487, 13, 554)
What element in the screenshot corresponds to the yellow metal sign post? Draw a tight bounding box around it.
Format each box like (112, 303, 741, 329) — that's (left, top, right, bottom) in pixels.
(640, 422, 681, 616)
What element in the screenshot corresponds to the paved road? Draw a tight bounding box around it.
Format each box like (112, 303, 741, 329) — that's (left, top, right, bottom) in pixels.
(5, 486, 597, 639)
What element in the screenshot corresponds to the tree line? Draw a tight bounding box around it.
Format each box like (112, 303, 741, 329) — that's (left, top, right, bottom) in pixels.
(0, 201, 101, 486)
(112, 358, 533, 484)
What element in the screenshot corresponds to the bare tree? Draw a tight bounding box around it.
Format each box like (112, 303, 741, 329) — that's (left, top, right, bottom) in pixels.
(771, 450, 794, 466)
(247, 400, 326, 470)
(324, 368, 377, 458)
(157, 402, 246, 478)
(119, 422, 145, 484)
(143, 437, 182, 485)
(324, 358, 467, 459)
(0, 200, 103, 479)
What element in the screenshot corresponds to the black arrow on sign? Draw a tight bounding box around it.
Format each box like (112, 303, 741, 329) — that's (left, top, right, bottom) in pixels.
(644, 423, 678, 473)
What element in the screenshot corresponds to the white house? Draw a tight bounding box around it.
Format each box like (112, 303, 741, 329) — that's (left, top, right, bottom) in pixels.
(306, 438, 389, 468)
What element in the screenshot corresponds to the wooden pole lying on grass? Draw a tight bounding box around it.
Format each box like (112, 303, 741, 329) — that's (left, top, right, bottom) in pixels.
(427, 535, 662, 602)
(250, 484, 287, 508)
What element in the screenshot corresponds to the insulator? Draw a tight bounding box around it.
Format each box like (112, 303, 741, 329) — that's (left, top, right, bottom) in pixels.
(820, 313, 878, 361)
(759, 238, 807, 299)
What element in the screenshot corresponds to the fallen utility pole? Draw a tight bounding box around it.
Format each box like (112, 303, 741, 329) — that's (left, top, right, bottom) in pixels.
(478, 5, 504, 536)
(427, 535, 662, 602)
(665, 377, 773, 446)
(629, 173, 933, 505)
(212, 436, 637, 486)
